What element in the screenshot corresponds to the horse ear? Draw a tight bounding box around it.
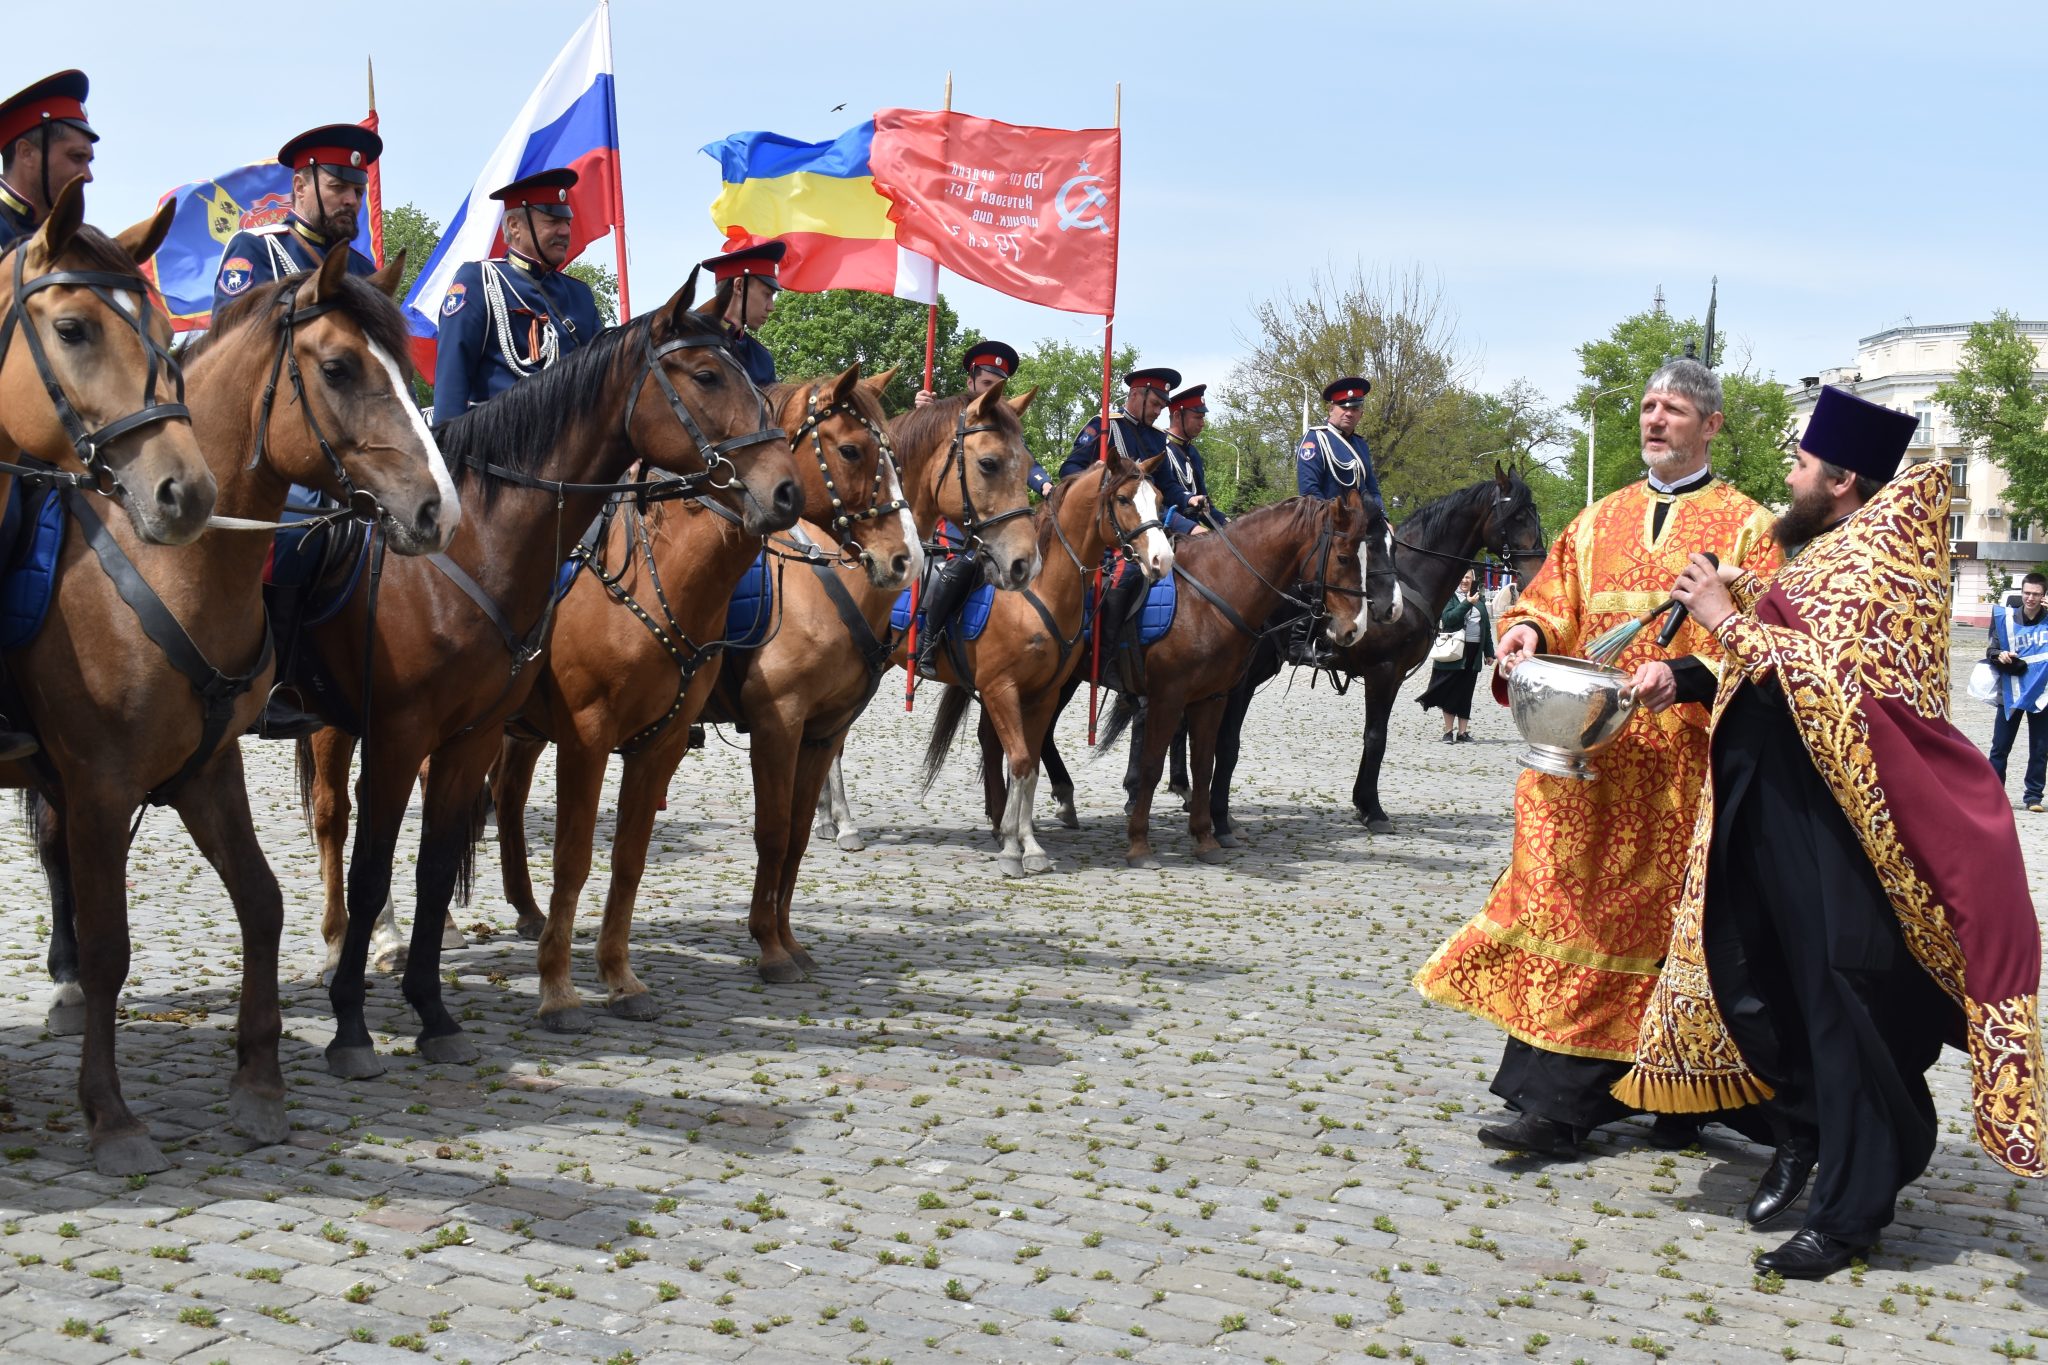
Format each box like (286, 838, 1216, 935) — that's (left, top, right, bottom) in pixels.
(827, 362, 861, 406)
(966, 384, 1001, 421)
(1005, 384, 1038, 415)
(1138, 454, 1164, 475)
(1494, 460, 1512, 490)
(113, 197, 176, 267)
(27, 175, 85, 265)
(299, 242, 351, 307)
(862, 365, 898, 395)
(367, 248, 407, 298)
(671, 264, 702, 326)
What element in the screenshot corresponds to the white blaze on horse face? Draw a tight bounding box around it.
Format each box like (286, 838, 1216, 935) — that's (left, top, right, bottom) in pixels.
(1132, 479, 1173, 578)
(887, 455, 925, 581)
(370, 340, 461, 543)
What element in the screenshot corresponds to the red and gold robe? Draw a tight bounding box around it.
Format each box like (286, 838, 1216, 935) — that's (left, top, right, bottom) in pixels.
(1414, 476, 1779, 1060)
(1616, 463, 2045, 1176)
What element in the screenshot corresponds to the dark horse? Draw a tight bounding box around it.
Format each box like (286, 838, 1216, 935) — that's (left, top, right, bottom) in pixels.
(1211, 466, 1548, 838)
(297, 279, 803, 1080)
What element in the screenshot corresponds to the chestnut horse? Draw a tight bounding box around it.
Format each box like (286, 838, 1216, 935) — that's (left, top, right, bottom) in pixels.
(1086, 491, 1395, 868)
(297, 279, 802, 1079)
(914, 453, 1176, 877)
(488, 366, 917, 1027)
(13, 241, 452, 1174)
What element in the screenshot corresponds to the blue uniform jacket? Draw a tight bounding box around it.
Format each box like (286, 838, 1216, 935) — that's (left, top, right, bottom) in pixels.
(726, 327, 775, 388)
(1060, 412, 1165, 480)
(1296, 425, 1381, 504)
(1158, 436, 1226, 534)
(432, 254, 602, 417)
(212, 215, 375, 318)
(0, 182, 35, 249)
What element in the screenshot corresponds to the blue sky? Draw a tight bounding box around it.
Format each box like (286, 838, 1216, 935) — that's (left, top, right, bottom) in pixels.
(26, 0, 2045, 416)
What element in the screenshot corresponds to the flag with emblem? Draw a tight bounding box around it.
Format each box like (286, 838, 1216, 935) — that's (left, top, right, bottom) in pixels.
(868, 109, 1120, 316)
(140, 141, 379, 331)
(401, 4, 624, 373)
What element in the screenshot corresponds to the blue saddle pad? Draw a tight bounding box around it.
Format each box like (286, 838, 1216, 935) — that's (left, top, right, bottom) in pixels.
(0, 483, 64, 650)
(889, 579, 996, 642)
(725, 550, 775, 649)
(1082, 571, 1177, 646)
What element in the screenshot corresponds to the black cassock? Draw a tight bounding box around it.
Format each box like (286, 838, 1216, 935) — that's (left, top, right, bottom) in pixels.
(1702, 678, 1959, 1243)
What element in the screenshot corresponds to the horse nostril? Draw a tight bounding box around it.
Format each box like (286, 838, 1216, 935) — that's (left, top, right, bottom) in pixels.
(1009, 556, 1031, 586)
(414, 496, 441, 540)
(772, 479, 801, 517)
(155, 476, 183, 512)
(891, 553, 910, 578)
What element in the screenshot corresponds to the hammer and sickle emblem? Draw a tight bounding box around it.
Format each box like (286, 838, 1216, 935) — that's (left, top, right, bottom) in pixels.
(1055, 173, 1109, 233)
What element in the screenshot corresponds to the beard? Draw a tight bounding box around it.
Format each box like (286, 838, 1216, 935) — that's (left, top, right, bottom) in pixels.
(1771, 481, 1838, 547)
(1640, 443, 1703, 479)
(316, 206, 359, 244)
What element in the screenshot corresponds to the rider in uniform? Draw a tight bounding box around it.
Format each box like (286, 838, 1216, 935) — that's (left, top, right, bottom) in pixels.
(695, 240, 783, 387)
(212, 122, 381, 316)
(432, 168, 603, 416)
(1060, 366, 1178, 663)
(0, 71, 98, 760)
(1159, 383, 1221, 536)
(1297, 376, 1382, 505)
(0, 70, 96, 249)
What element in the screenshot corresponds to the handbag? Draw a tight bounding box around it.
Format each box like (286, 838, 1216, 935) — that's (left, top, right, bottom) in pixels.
(1429, 630, 1466, 665)
(1968, 659, 2002, 706)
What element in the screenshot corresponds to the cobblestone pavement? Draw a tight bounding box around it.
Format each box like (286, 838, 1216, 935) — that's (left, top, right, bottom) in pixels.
(1, 645, 2043, 1365)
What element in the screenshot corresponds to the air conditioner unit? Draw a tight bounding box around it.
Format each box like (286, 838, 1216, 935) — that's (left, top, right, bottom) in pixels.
(1988, 507, 2005, 518)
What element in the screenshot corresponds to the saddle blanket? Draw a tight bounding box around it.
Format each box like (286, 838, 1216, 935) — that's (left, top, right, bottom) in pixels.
(0, 482, 62, 650)
(725, 551, 777, 650)
(889, 578, 996, 642)
(1082, 571, 1177, 646)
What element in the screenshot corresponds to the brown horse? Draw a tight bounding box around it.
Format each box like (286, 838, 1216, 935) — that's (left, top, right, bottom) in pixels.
(914, 453, 1175, 878)
(298, 279, 802, 1079)
(13, 243, 451, 1175)
(488, 366, 916, 1026)
(1089, 491, 1395, 868)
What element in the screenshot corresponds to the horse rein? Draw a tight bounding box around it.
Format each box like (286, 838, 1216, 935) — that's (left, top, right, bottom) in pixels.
(787, 386, 910, 572)
(930, 404, 1033, 559)
(1046, 461, 1160, 577)
(0, 243, 191, 496)
(1389, 487, 1546, 587)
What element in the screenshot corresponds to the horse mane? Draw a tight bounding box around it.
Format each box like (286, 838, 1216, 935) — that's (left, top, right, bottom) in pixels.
(1395, 478, 1504, 544)
(1035, 462, 1090, 557)
(180, 273, 415, 379)
(890, 389, 1022, 460)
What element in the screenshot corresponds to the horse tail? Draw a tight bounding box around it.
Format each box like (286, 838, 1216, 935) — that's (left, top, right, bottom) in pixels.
(919, 684, 976, 796)
(452, 783, 491, 908)
(1092, 693, 1138, 753)
(292, 736, 316, 838)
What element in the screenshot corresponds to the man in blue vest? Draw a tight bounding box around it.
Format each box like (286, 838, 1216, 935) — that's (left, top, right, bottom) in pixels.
(1160, 383, 1220, 537)
(0, 70, 95, 249)
(695, 240, 782, 387)
(212, 122, 380, 316)
(432, 168, 603, 416)
(1297, 376, 1382, 504)
(1061, 366, 1176, 479)
(1988, 571, 2048, 812)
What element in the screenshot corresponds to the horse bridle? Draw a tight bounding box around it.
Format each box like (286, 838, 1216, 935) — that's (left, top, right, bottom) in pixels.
(0, 242, 191, 495)
(788, 385, 909, 563)
(1389, 485, 1547, 588)
(931, 404, 1032, 557)
(1048, 460, 1162, 575)
(247, 290, 390, 522)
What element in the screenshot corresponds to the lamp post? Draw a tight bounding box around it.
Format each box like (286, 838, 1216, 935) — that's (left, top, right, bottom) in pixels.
(1585, 384, 1635, 508)
(1257, 368, 1318, 437)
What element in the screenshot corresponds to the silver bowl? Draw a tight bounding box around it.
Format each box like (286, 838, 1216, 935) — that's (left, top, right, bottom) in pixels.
(1505, 654, 1639, 781)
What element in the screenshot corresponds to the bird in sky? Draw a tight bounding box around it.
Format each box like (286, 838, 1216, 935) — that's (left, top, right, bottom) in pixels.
(831, 103, 847, 112)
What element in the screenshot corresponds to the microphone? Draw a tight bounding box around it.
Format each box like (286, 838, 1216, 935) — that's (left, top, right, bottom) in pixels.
(1654, 552, 1720, 647)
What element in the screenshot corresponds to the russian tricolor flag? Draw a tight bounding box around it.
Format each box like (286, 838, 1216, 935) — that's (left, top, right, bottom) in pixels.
(402, 6, 621, 373)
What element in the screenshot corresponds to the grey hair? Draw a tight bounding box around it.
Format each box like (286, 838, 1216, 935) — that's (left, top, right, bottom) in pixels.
(1642, 357, 1723, 418)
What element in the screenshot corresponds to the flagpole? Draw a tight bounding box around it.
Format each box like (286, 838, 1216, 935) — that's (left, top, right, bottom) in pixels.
(601, 0, 632, 320)
(1087, 82, 1122, 746)
(365, 57, 385, 269)
(919, 71, 952, 396)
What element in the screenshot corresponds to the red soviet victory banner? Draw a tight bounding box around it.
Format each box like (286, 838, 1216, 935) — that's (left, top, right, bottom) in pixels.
(869, 108, 1120, 316)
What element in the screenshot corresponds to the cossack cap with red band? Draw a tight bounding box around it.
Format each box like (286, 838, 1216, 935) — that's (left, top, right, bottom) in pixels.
(963, 340, 1019, 377)
(1168, 383, 1208, 414)
(0, 70, 96, 149)
(1322, 376, 1372, 407)
(491, 167, 578, 218)
(702, 239, 786, 291)
(276, 123, 383, 187)
(1123, 366, 1181, 394)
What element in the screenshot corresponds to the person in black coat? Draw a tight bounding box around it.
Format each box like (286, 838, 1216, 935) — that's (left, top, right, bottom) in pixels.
(1417, 570, 1494, 741)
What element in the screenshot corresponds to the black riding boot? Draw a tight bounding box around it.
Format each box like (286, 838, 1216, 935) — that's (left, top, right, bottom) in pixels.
(0, 720, 35, 762)
(917, 553, 979, 676)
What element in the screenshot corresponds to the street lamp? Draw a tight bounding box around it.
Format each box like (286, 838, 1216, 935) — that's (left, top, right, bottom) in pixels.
(1584, 384, 1636, 508)
(1256, 368, 1318, 437)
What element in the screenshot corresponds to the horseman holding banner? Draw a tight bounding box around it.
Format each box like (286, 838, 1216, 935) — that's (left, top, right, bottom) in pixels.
(432, 168, 602, 416)
(211, 122, 381, 314)
(1298, 377, 1382, 504)
(1061, 366, 1174, 478)
(0, 70, 96, 248)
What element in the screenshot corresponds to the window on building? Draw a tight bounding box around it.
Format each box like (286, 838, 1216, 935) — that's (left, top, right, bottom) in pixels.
(1950, 513, 1967, 541)
(2016, 517, 2033, 544)
(1950, 454, 1970, 490)
(1914, 401, 1935, 446)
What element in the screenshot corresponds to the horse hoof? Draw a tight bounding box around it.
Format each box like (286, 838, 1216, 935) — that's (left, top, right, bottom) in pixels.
(1367, 817, 1397, 835)
(326, 1044, 386, 1080)
(757, 959, 807, 985)
(1217, 831, 1243, 849)
(417, 1031, 482, 1065)
(1167, 783, 1189, 800)
(1056, 808, 1079, 830)
(1125, 854, 1163, 871)
(539, 1008, 592, 1035)
(370, 945, 408, 975)
(92, 1133, 170, 1178)
(440, 919, 468, 952)
(1023, 853, 1055, 875)
(790, 948, 819, 975)
(1194, 846, 1228, 865)
(608, 993, 660, 1022)
(515, 918, 545, 943)
(228, 1088, 290, 1146)
(46, 983, 85, 1037)
(835, 830, 866, 852)
(997, 855, 1025, 879)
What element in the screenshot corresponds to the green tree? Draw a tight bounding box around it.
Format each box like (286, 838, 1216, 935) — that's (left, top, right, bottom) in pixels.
(1011, 337, 1140, 482)
(759, 290, 974, 411)
(1933, 312, 2048, 524)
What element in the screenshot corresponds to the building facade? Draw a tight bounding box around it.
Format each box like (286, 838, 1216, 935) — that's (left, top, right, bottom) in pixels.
(1787, 320, 2048, 626)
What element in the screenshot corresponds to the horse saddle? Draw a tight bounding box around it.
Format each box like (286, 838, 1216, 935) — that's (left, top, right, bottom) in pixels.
(1083, 569, 1177, 647)
(0, 480, 63, 651)
(890, 568, 996, 643)
(724, 550, 776, 651)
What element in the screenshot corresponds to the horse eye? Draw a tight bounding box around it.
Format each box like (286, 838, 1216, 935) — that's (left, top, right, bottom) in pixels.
(53, 318, 87, 344)
(320, 360, 349, 384)
(977, 456, 999, 475)
(692, 368, 721, 386)
(1117, 495, 1133, 506)
(838, 442, 862, 462)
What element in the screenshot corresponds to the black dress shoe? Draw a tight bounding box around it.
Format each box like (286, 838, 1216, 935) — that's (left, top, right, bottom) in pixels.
(1746, 1140, 1818, 1228)
(1476, 1112, 1583, 1159)
(1646, 1114, 1703, 1150)
(1755, 1228, 1862, 1281)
